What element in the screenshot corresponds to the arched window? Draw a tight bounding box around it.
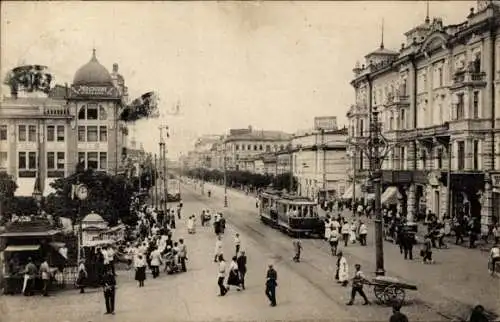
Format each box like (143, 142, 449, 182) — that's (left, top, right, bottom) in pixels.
(78, 106, 86, 119)
(259, 145, 263, 150)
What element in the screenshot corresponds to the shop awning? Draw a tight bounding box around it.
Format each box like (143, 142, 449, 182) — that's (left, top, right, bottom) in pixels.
(382, 186, 400, 205)
(366, 193, 375, 200)
(4, 245, 41, 252)
(342, 184, 362, 199)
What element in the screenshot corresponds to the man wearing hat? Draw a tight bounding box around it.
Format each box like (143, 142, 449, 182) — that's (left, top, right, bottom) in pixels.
(265, 263, 278, 307)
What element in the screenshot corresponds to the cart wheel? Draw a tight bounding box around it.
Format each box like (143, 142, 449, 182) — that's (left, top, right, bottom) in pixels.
(373, 285, 386, 303)
(385, 285, 406, 305)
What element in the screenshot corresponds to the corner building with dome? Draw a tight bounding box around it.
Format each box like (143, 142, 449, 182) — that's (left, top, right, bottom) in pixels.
(0, 50, 131, 197)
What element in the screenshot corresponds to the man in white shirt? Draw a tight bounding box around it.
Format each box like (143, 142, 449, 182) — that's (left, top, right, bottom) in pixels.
(489, 244, 500, 276)
(234, 233, 241, 256)
(341, 222, 351, 247)
(150, 247, 162, 278)
(214, 235, 223, 262)
(217, 255, 228, 296)
(359, 222, 368, 246)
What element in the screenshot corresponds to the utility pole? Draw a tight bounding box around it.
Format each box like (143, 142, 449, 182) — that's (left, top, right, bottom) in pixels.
(224, 143, 228, 207)
(154, 154, 158, 210)
(371, 106, 385, 276)
(159, 125, 169, 212)
(352, 148, 357, 217)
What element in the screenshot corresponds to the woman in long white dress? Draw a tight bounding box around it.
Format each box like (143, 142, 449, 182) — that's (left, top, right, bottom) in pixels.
(324, 216, 332, 241)
(337, 251, 349, 287)
(349, 221, 357, 244)
(187, 215, 195, 234)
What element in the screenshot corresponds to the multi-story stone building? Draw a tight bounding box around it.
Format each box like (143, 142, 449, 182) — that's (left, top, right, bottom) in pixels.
(223, 126, 291, 171)
(291, 126, 349, 201)
(347, 1, 500, 233)
(0, 50, 130, 196)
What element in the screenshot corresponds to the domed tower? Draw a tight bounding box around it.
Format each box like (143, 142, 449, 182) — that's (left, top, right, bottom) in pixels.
(67, 49, 124, 176)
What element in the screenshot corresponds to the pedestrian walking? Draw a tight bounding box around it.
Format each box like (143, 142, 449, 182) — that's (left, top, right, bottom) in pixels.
(324, 216, 332, 241)
(178, 238, 188, 272)
(187, 215, 195, 234)
(220, 214, 226, 234)
(77, 259, 88, 294)
(102, 270, 116, 315)
(488, 244, 500, 276)
(135, 254, 147, 287)
(149, 247, 162, 278)
(217, 255, 228, 296)
(402, 231, 415, 260)
(469, 305, 489, 322)
(214, 235, 223, 262)
(265, 264, 278, 307)
(336, 251, 349, 287)
(358, 221, 368, 246)
(421, 235, 434, 264)
(227, 256, 241, 291)
(341, 221, 350, 247)
(39, 258, 51, 297)
(234, 233, 241, 255)
(329, 229, 339, 256)
(293, 238, 302, 262)
(22, 257, 37, 296)
(237, 250, 247, 290)
(349, 221, 357, 244)
(346, 264, 370, 306)
(389, 303, 408, 322)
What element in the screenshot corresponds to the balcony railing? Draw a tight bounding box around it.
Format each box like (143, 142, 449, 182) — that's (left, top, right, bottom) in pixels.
(43, 105, 69, 117)
(451, 70, 486, 89)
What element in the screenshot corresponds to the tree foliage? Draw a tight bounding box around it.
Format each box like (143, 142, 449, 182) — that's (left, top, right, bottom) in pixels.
(186, 168, 298, 192)
(45, 169, 138, 226)
(0, 172, 17, 197)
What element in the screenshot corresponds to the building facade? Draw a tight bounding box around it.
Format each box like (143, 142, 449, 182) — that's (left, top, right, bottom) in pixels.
(0, 50, 129, 196)
(223, 126, 291, 171)
(291, 127, 349, 201)
(347, 1, 500, 233)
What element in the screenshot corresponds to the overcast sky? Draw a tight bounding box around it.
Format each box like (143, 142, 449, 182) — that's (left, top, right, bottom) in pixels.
(1, 1, 475, 158)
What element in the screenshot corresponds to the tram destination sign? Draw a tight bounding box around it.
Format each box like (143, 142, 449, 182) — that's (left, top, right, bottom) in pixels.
(70, 85, 119, 98)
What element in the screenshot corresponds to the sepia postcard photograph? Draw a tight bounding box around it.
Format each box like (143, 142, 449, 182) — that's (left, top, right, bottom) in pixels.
(0, 1, 499, 321)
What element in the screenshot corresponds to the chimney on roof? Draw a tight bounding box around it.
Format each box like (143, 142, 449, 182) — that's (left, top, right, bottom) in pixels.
(248, 125, 253, 132)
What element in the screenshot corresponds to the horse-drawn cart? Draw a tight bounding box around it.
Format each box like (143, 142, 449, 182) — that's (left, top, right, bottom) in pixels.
(367, 276, 417, 306)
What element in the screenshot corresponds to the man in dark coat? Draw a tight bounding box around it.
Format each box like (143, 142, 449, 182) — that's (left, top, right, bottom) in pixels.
(237, 251, 247, 290)
(102, 270, 116, 315)
(265, 264, 278, 307)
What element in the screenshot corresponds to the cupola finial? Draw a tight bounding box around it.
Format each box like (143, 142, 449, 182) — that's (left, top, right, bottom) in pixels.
(425, 1, 430, 24)
(380, 18, 385, 49)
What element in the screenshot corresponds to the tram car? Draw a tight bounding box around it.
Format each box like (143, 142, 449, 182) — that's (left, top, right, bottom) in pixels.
(259, 190, 323, 237)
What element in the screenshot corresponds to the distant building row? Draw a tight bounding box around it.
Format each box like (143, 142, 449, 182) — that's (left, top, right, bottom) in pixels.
(181, 117, 350, 201)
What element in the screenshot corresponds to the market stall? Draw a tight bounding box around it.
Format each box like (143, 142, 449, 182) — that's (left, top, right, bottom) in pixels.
(0, 217, 67, 295)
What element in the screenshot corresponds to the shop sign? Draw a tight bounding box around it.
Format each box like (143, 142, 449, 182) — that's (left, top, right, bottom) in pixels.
(70, 85, 118, 98)
(491, 174, 500, 187)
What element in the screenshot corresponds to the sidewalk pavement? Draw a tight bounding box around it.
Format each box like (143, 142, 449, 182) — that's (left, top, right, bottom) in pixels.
(1, 194, 354, 322)
(198, 180, 500, 320)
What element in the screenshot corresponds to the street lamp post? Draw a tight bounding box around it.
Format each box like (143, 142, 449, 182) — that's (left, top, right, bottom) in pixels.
(370, 106, 385, 276)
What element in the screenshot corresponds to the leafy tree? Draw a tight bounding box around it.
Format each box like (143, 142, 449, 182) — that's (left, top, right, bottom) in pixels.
(45, 169, 137, 226)
(0, 172, 17, 197)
